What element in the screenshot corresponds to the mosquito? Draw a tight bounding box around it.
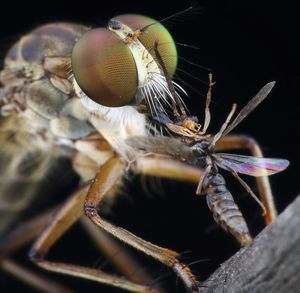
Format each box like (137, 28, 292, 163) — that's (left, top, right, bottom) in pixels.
(128, 46, 289, 246)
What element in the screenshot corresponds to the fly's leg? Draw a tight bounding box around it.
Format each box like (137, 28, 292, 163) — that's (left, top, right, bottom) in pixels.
(131, 156, 203, 184)
(215, 134, 277, 224)
(0, 206, 58, 256)
(80, 217, 157, 286)
(1, 157, 204, 292)
(0, 207, 73, 293)
(1, 259, 73, 293)
(0, 200, 156, 292)
(1, 155, 204, 292)
(29, 184, 156, 293)
(84, 156, 201, 293)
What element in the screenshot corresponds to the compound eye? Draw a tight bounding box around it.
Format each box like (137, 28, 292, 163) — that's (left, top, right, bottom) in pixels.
(115, 14, 178, 77)
(72, 28, 138, 107)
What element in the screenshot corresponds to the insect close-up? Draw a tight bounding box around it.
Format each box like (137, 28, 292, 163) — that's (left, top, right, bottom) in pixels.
(0, 1, 299, 293)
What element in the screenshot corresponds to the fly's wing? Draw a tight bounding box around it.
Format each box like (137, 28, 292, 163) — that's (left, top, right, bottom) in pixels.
(126, 136, 197, 164)
(0, 114, 79, 239)
(213, 153, 289, 176)
(222, 81, 275, 137)
(0, 118, 49, 238)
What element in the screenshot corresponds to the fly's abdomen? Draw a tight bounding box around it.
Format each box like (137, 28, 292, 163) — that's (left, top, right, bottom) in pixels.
(205, 173, 252, 246)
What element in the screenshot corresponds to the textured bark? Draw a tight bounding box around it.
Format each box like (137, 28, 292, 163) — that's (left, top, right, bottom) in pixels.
(202, 195, 300, 293)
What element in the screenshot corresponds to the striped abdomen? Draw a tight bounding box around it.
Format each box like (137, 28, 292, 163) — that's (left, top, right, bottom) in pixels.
(205, 173, 252, 246)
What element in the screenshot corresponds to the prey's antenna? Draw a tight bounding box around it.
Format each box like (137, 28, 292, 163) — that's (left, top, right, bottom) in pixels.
(222, 81, 276, 137)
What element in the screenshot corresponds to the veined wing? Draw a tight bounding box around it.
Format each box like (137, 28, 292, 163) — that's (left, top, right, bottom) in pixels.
(213, 153, 289, 176)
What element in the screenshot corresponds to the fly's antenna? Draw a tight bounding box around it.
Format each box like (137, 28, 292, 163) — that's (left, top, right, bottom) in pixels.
(139, 4, 195, 34)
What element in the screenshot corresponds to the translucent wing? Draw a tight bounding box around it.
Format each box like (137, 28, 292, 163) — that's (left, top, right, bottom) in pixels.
(213, 153, 289, 176)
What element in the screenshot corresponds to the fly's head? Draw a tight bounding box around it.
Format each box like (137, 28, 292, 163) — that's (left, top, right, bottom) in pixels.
(71, 14, 178, 115)
(70, 14, 182, 157)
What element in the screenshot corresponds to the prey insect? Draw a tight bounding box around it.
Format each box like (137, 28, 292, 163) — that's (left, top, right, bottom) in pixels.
(128, 45, 289, 246)
(0, 8, 212, 293)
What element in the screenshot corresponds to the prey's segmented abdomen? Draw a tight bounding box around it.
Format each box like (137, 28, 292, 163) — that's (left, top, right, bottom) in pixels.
(205, 173, 252, 246)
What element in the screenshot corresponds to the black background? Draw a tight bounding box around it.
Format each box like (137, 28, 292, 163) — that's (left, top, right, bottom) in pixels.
(1, 0, 299, 292)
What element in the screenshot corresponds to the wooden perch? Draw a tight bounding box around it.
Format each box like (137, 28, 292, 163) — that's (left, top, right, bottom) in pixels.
(201, 195, 300, 292)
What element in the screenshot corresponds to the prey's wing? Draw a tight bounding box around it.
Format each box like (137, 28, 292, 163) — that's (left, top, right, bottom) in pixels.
(222, 81, 275, 137)
(126, 136, 196, 164)
(213, 153, 289, 176)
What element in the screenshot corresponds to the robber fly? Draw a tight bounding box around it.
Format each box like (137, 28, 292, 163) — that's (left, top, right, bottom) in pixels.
(127, 46, 289, 246)
(0, 8, 212, 293)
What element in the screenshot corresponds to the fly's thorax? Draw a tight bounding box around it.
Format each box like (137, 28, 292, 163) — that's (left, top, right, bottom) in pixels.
(0, 22, 104, 238)
(0, 22, 99, 147)
(2, 23, 88, 83)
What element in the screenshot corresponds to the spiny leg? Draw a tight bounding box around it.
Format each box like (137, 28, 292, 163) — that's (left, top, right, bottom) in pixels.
(0, 156, 204, 292)
(0, 201, 156, 293)
(131, 156, 203, 184)
(0, 206, 58, 256)
(1, 259, 73, 293)
(215, 134, 277, 224)
(80, 217, 158, 286)
(0, 206, 75, 293)
(85, 156, 201, 293)
(29, 184, 157, 293)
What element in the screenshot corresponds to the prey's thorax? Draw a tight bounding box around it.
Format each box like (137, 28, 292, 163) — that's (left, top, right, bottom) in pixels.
(190, 139, 218, 174)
